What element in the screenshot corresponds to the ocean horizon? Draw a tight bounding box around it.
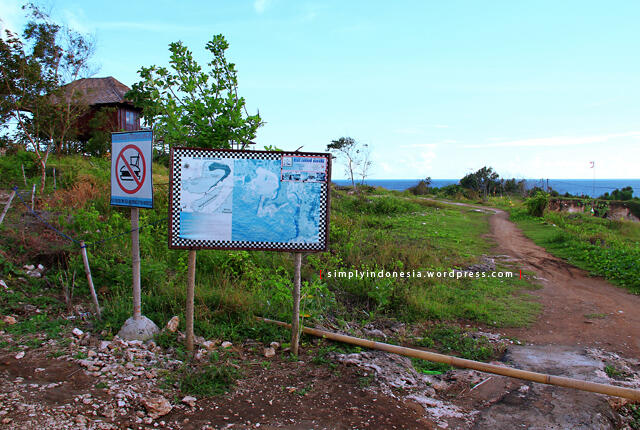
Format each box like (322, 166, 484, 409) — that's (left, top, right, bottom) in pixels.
(331, 179, 640, 198)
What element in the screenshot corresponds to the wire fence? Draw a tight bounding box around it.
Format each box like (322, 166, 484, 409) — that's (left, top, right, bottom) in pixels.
(4, 177, 637, 249)
(8, 185, 168, 249)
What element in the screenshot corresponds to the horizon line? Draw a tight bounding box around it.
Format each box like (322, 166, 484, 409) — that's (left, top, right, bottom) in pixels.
(330, 178, 640, 181)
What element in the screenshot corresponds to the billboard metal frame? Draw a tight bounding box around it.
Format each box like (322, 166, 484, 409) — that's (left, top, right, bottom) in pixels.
(110, 131, 154, 209)
(168, 147, 331, 252)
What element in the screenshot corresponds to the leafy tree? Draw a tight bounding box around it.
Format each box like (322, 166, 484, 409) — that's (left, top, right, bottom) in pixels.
(502, 178, 526, 195)
(408, 176, 431, 195)
(599, 186, 634, 201)
(460, 166, 500, 197)
(84, 107, 117, 157)
(0, 3, 94, 191)
(326, 137, 371, 192)
(126, 35, 262, 149)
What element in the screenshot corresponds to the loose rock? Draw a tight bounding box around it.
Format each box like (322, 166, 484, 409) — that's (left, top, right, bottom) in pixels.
(182, 396, 196, 408)
(141, 395, 172, 419)
(166, 316, 179, 332)
(202, 340, 218, 351)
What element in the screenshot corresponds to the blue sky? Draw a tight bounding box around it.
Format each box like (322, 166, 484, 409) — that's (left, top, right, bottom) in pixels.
(2, 0, 639, 179)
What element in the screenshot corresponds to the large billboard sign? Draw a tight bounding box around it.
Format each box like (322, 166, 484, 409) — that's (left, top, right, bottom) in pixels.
(168, 147, 331, 252)
(110, 131, 153, 208)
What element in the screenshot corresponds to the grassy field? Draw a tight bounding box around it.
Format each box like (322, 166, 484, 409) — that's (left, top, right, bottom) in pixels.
(0, 154, 540, 352)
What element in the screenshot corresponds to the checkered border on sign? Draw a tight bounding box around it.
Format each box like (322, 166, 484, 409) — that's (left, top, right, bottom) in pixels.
(168, 147, 330, 252)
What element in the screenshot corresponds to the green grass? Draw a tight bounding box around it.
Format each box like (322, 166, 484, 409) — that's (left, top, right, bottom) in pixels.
(604, 363, 629, 380)
(412, 324, 506, 374)
(584, 313, 607, 319)
(82, 190, 538, 340)
(416, 324, 501, 361)
(623, 403, 640, 429)
(169, 363, 241, 397)
(412, 358, 452, 375)
(0, 313, 69, 339)
(508, 207, 640, 293)
(0, 153, 542, 357)
(323, 194, 539, 325)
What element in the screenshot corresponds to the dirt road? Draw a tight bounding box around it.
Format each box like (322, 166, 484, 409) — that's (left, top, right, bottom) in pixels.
(489, 207, 640, 358)
(418, 200, 640, 428)
(432, 198, 640, 357)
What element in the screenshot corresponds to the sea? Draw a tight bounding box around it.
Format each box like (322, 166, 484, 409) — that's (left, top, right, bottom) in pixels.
(331, 179, 640, 198)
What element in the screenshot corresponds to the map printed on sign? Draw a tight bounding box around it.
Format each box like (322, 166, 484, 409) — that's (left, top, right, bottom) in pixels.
(168, 148, 331, 252)
(110, 131, 153, 208)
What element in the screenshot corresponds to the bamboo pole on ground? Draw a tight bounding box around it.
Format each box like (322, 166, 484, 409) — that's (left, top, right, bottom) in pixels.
(291, 253, 302, 356)
(131, 208, 142, 320)
(185, 249, 197, 352)
(80, 241, 101, 319)
(0, 190, 16, 226)
(257, 317, 640, 402)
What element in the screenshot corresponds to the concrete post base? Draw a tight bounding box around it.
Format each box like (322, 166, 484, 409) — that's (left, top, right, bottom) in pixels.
(117, 316, 160, 341)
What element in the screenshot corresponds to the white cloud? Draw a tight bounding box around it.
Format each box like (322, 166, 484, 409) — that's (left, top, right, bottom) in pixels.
(394, 125, 450, 136)
(394, 126, 424, 135)
(464, 131, 640, 149)
(400, 143, 437, 149)
(62, 9, 93, 34)
(403, 146, 437, 174)
(95, 21, 207, 33)
(378, 161, 392, 173)
(254, 0, 270, 14)
(400, 140, 455, 149)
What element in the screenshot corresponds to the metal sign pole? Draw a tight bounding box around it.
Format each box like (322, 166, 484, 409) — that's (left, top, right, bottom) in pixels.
(131, 207, 142, 320)
(112, 130, 158, 341)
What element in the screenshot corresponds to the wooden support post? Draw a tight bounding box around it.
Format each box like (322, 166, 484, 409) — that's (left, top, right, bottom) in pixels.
(0, 190, 16, 226)
(185, 249, 197, 352)
(30, 184, 36, 210)
(291, 252, 302, 356)
(80, 241, 101, 319)
(131, 208, 142, 320)
(21, 164, 27, 187)
(53, 168, 57, 191)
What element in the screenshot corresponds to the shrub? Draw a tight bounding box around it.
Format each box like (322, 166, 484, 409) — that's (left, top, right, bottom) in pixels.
(344, 196, 421, 215)
(408, 180, 430, 195)
(526, 191, 548, 217)
(0, 150, 38, 187)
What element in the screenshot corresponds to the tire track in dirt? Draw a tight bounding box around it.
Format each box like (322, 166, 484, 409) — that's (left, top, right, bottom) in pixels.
(430, 199, 640, 358)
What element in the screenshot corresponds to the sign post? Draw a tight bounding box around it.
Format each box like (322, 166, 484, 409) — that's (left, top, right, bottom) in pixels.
(185, 249, 197, 351)
(291, 252, 302, 355)
(131, 207, 142, 320)
(168, 148, 331, 352)
(111, 131, 158, 341)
